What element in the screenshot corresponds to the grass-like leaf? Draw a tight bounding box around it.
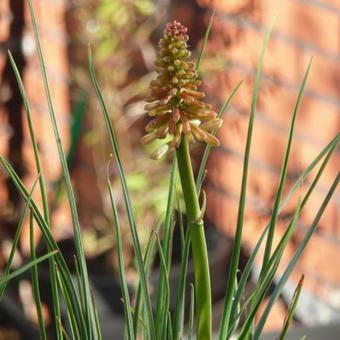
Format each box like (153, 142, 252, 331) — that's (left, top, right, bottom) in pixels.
(195, 9, 215, 72)
(229, 133, 339, 330)
(30, 211, 47, 340)
(261, 59, 312, 273)
(88, 48, 155, 339)
(108, 179, 134, 340)
(0, 177, 38, 298)
(278, 275, 304, 340)
(155, 156, 176, 338)
(0, 156, 88, 337)
(0, 250, 58, 285)
(173, 231, 191, 340)
(27, 0, 97, 337)
(187, 283, 195, 340)
(155, 234, 171, 339)
(253, 174, 340, 338)
(8, 49, 63, 340)
(218, 15, 276, 339)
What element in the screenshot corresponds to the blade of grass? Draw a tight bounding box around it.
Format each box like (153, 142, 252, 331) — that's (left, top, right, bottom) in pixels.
(233, 137, 338, 338)
(254, 172, 339, 338)
(0, 251, 58, 285)
(55, 264, 81, 340)
(187, 283, 195, 340)
(229, 133, 339, 326)
(261, 59, 312, 274)
(0, 156, 88, 337)
(244, 135, 338, 333)
(218, 15, 276, 339)
(133, 222, 160, 336)
(108, 180, 134, 340)
(278, 275, 304, 340)
(173, 231, 191, 340)
(196, 80, 243, 194)
(30, 210, 47, 340)
(0, 176, 38, 298)
(155, 156, 176, 338)
(195, 9, 215, 71)
(27, 1, 97, 337)
(239, 199, 303, 338)
(8, 50, 63, 340)
(88, 48, 155, 339)
(155, 233, 171, 340)
(167, 311, 173, 340)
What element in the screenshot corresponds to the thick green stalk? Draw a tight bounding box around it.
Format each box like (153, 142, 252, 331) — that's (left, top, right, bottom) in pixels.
(176, 135, 212, 340)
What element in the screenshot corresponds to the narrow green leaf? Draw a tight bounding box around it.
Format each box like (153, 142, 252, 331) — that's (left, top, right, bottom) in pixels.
(278, 275, 304, 340)
(229, 133, 339, 326)
(0, 251, 58, 285)
(187, 283, 195, 340)
(88, 48, 155, 339)
(218, 15, 276, 339)
(238, 199, 303, 338)
(0, 176, 38, 298)
(27, 0, 97, 337)
(261, 59, 313, 273)
(133, 222, 159, 336)
(155, 156, 176, 338)
(155, 233, 171, 340)
(173, 231, 191, 340)
(0, 156, 87, 336)
(195, 9, 215, 71)
(8, 51, 63, 339)
(30, 211, 48, 340)
(108, 180, 134, 340)
(253, 173, 340, 339)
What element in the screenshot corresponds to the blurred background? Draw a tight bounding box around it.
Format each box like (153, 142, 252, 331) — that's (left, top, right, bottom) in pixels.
(0, 0, 339, 338)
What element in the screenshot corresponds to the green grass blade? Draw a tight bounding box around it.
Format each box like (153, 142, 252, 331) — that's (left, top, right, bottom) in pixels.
(229, 133, 339, 325)
(278, 275, 304, 340)
(239, 199, 303, 339)
(261, 59, 312, 273)
(108, 180, 134, 340)
(218, 16, 276, 339)
(30, 211, 48, 340)
(74, 255, 86, 315)
(133, 222, 160, 336)
(8, 50, 63, 340)
(173, 231, 191, 340)
(187, 283, 195, 340)
(55, 264, 81, 340)
(195, 9, 215, 72)
(88, 48, 155, 339)
(155, 157, 176, 338)
(155, 233, 171, 339)
(196, 80, 243, 194)
(167, 311, 173, 340)
(27, 1, 96, 337)
(0, 176, 38, 298)
(0, 251, 58, 285)
(254, 172, 339, 339)
(0, 156, 88, 337)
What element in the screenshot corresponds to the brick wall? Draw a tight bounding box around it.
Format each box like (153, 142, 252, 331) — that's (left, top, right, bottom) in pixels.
(194, 0, 340, 330)
(0, 0, 71, 252)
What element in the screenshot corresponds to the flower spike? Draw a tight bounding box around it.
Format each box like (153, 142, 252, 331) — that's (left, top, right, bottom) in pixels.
(141, 20, 222, 158)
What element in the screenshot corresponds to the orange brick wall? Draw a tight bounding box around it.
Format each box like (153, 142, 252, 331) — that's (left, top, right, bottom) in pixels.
(0, 0, 71, 250)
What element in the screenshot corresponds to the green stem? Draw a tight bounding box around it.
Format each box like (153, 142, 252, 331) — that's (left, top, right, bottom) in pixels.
(176, 135, 212, 340)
